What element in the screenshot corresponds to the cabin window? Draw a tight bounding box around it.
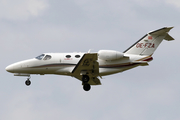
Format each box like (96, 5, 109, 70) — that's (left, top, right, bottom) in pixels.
(75, 55, 80, 58)
(43, 55, 52, 60)
(35, 54, 45, 60)
(66, 55, 71, 58)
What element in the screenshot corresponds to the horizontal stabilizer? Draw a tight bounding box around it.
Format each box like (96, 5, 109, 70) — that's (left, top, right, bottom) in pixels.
(149, 27, 173, 35)
(164, 33, 174, 41)
(132, 61, 149, 66)
(149, 27, 174, 41)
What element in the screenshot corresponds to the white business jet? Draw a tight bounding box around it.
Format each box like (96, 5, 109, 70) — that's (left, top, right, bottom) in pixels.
(6, 27, 174, 91)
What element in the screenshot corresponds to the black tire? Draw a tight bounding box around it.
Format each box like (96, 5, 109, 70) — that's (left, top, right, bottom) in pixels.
(83, 84, 91, 91)
(25, 80, 31, 86)
(82, 75, 89, 83)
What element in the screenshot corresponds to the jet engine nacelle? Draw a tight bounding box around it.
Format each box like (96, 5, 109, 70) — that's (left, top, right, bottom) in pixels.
(98, 50, 124, 61)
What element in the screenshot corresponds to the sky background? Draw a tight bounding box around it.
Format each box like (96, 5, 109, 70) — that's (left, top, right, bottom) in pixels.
(1, 0, 180, 120)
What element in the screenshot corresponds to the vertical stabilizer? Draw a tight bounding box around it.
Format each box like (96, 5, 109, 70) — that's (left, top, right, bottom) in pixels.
(124, 27, 174, 55)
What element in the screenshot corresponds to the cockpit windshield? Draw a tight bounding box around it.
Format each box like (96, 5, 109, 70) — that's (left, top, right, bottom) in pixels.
(35, 54, 45, 60)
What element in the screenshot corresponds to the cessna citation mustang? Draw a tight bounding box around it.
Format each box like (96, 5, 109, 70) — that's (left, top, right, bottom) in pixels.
(6, 27, 174, 91)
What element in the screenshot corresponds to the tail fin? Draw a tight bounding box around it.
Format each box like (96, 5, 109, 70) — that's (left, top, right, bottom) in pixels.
(124, 27, 174, 55)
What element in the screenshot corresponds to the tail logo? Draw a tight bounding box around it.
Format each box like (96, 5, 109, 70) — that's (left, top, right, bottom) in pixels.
(148, 35, 152, 40)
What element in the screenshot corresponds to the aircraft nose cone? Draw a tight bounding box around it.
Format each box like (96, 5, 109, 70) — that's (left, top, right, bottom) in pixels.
(5, 65, 14, 73)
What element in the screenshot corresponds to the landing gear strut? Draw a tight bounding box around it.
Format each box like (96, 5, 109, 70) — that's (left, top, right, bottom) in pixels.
(25, 76, 31, 86)
(82, 75, 91, 91)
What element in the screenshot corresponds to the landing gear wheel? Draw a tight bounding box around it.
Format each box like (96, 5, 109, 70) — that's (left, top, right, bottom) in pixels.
(83, 84, 91, 91)
(82, 75, 89, 83)
(25, 79, 31, 86)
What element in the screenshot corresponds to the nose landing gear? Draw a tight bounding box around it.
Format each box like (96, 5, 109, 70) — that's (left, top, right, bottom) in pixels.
(25, 76, 31, 86)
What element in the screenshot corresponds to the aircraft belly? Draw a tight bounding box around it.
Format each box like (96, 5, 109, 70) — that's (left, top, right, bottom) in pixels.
(16, 67, 59, 74)
(55, 66, 74, 75)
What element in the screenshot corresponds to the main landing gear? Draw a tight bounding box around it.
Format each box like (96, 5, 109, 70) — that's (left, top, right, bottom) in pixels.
(25, 76, 31, 86)
(82, 75, 91, 91)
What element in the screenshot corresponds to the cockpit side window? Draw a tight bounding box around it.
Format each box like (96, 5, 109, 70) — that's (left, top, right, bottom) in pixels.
(43, 55, 52, 60)
(35, 54, 45, 60)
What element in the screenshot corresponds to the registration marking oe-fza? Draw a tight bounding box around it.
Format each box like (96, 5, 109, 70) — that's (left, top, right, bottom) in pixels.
(136, 43, 155, 48)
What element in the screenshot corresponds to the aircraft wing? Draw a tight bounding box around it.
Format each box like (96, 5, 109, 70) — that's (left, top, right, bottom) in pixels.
(72, 53, 101, 85)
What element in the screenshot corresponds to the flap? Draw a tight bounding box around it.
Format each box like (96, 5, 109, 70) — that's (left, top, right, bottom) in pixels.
(87, 77, 101, 85)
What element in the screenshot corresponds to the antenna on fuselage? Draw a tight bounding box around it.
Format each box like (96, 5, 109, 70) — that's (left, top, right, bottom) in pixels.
(88, 49, 93, 53)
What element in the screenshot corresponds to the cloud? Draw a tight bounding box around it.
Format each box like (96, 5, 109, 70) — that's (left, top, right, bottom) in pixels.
(0, 0, 48, 20)
(166, 0, 180, 8)
(134, 0, 180, 10)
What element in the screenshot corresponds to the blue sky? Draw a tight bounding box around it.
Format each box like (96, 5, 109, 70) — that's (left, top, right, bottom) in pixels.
(1, 0, 180, 120)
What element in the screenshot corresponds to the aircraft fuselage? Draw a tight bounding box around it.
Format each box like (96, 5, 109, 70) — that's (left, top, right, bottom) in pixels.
(6, 52, 152, 76)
